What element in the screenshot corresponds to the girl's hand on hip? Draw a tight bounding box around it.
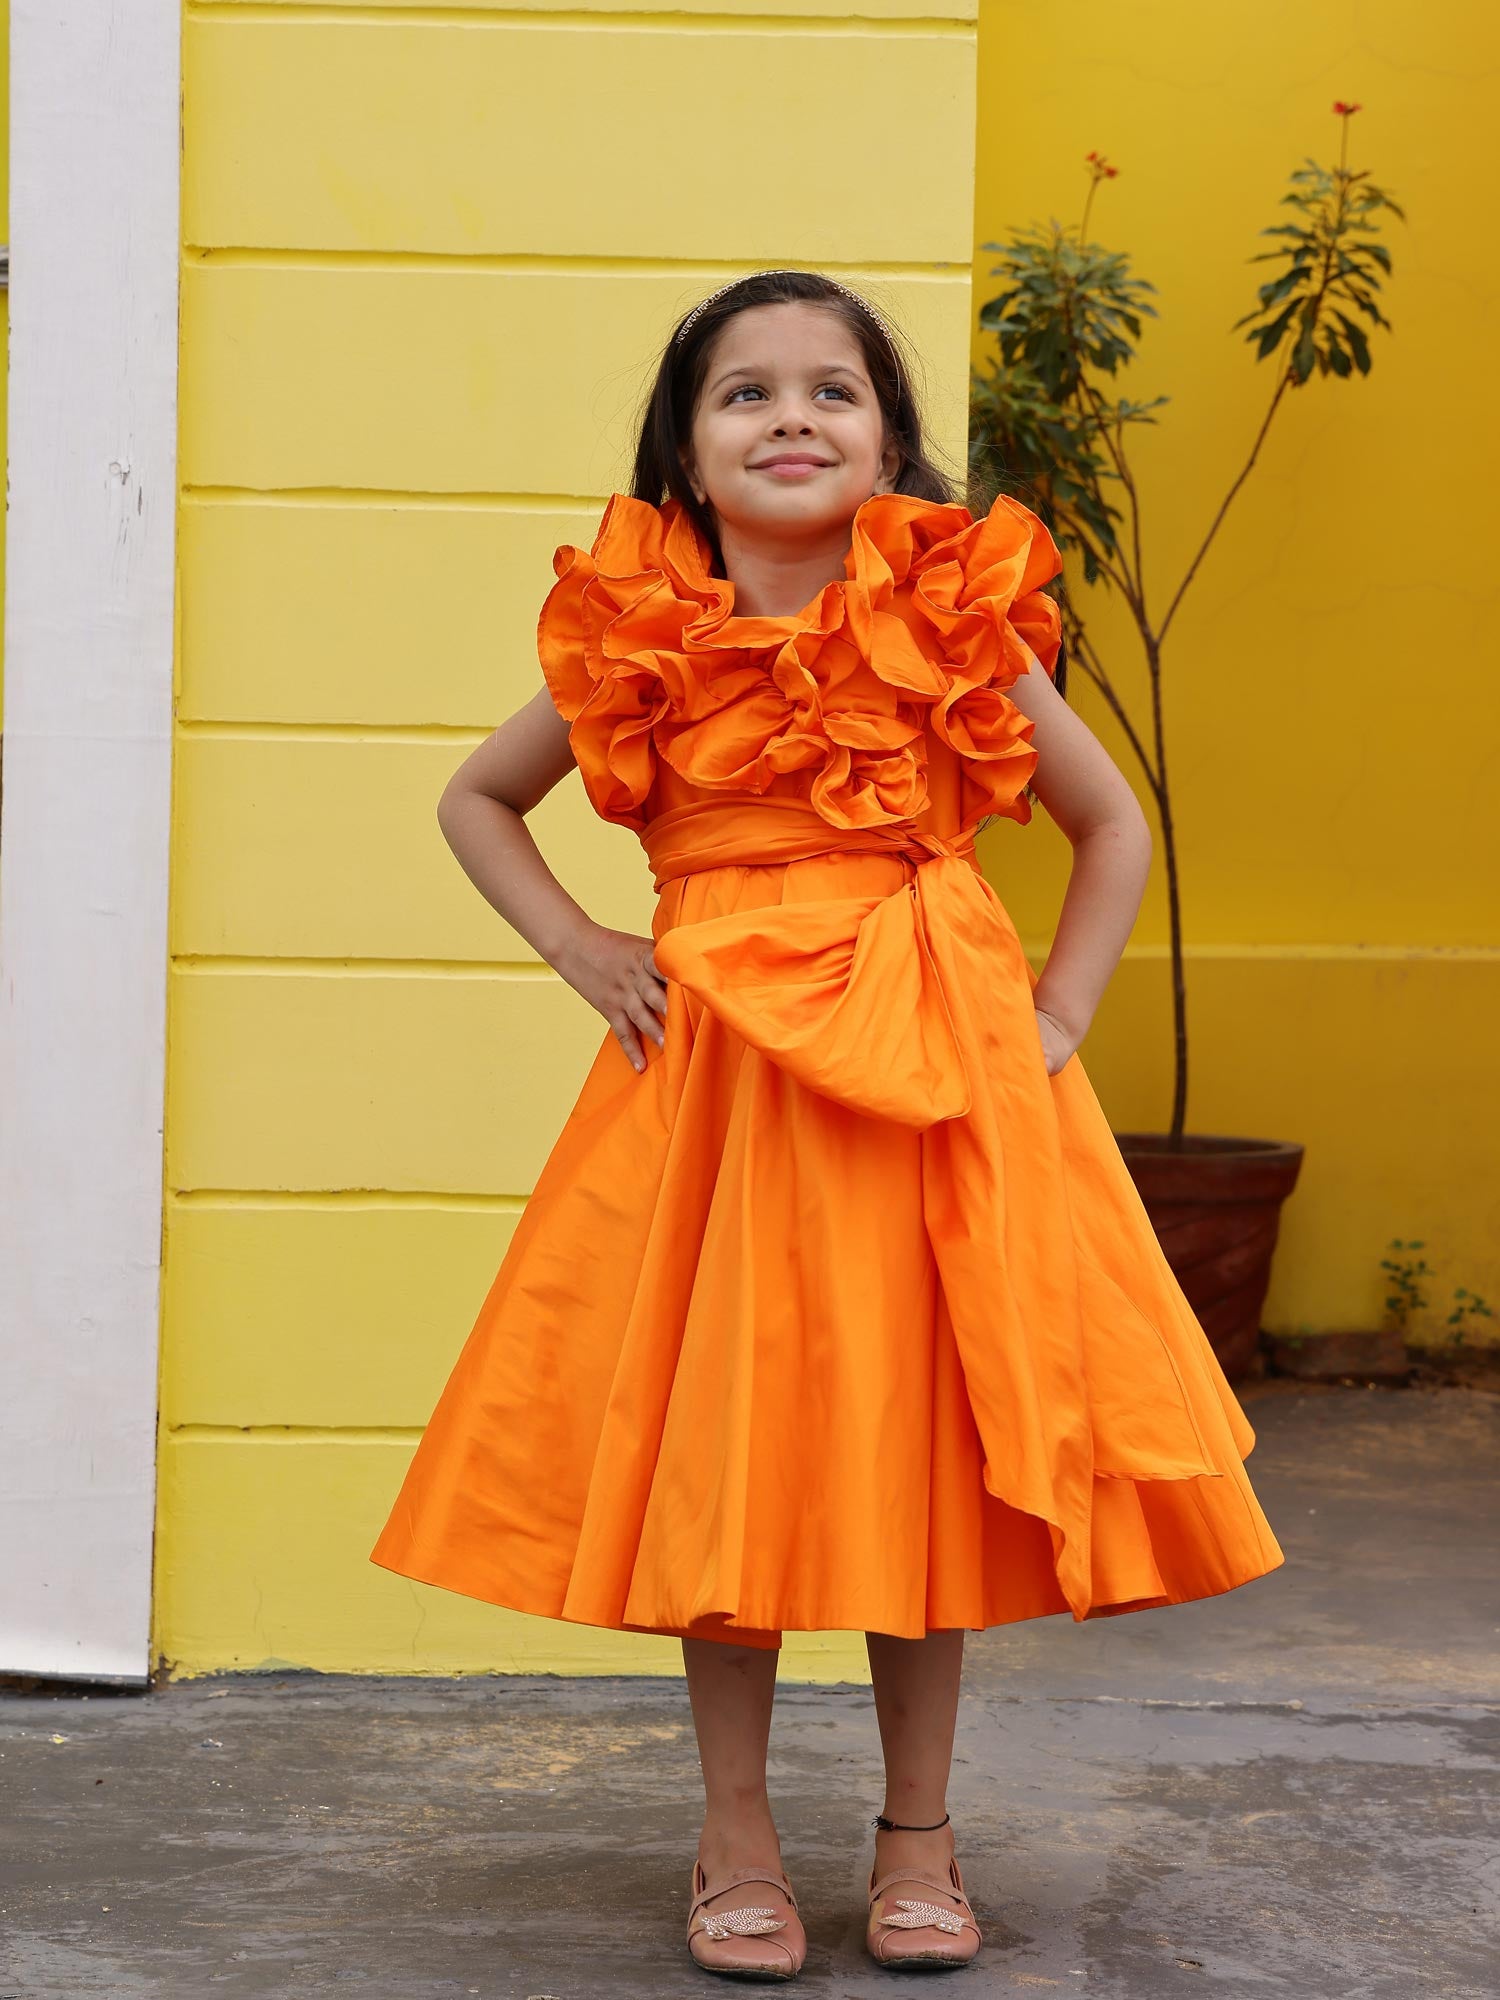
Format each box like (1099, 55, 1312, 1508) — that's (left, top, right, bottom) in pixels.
(1034, 1005, 1079, 1077)
(555, 922, 668, 1074)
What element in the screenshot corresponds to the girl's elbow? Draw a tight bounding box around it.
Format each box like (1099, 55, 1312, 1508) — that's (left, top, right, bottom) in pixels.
(1133, 793, 1153, 854)
(1087, 785, 1150, 854)
(436, 778, 465, 841)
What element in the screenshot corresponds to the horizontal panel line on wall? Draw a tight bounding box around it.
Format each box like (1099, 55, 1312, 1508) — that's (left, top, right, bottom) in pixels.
(187, 6, 976, 38)
(174, 954, 562, 976)
(183, 484, 609, 509)
(1004, 942, 1500, 965)
(172, 1187, 529, 1209)
(168, 1423, 424, 1444)
(182, 246, 972, 274)
(178, 720, 493, 743)
(1086, 944, 1500, 964)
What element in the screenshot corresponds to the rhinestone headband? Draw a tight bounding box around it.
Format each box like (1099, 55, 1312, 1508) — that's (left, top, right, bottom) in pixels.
(672, 268, 900, 362)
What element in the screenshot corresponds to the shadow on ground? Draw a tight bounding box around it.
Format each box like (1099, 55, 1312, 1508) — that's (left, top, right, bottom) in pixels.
(2, 1381, 1496, 1997)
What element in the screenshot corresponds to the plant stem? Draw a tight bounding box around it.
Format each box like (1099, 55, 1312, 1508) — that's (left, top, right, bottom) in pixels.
(1158, 361, 1295, 646)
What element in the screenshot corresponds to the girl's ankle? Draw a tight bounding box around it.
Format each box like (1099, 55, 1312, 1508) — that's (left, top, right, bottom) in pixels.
(872, 1814, 956, 1870)
(874, 1806, 952, 1835)
(698, 1807, 782, 1871)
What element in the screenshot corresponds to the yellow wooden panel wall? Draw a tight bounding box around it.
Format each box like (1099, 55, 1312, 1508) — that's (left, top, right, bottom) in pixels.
(171, 738, 653, 959)
(177, 501, 603, 725)
(162, 1205, 523, 1426)
(161, 0, 983, 1679)
(180, 266, 971, 494)
(184, 16, 976, 261)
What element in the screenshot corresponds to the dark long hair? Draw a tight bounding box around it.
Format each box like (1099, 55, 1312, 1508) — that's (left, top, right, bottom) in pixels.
(629, 269, 963, 578)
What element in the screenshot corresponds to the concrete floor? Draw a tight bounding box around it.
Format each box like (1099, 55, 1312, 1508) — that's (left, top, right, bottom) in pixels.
(2, 1380, 1496, 1998)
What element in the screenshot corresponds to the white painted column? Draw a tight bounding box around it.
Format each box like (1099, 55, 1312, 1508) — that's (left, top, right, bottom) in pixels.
(0, 3, 181, 1681)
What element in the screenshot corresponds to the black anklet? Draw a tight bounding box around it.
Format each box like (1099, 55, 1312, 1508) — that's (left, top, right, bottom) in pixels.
(872, 1811, 951, 1832)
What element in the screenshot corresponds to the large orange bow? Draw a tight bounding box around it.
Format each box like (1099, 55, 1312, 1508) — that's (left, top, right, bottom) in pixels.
(652, 830, 990, 1129)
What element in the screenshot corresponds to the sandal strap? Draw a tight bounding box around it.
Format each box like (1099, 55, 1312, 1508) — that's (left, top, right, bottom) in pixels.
(691, 1863, 798, 1920)
(868, 1864, 970, 1909)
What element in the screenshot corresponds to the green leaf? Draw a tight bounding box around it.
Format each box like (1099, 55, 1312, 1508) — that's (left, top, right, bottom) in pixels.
(1331, 310, 1372, 373)
(1256, 269, 1304, 308)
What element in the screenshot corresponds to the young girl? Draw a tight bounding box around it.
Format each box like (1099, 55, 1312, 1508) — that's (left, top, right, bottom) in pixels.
(370, 268, 1285, 1981)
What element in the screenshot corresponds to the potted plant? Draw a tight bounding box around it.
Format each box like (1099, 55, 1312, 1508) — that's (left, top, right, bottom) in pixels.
(970, 104, 1404, 1379)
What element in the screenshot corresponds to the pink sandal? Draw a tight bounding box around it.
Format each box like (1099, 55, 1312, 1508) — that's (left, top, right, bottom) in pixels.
(865, 1812, 982, 1971)
(686, 1857, 807, 1981)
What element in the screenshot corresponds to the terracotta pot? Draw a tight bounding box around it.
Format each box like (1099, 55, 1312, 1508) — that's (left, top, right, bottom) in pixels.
(1113, 1135, 1304, 1383)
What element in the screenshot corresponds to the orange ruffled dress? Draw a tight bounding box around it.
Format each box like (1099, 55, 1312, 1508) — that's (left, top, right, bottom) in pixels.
(369, 487, 1285, 1649)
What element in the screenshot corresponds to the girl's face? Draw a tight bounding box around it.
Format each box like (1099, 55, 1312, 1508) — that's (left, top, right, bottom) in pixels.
(680, 302, 900, 550)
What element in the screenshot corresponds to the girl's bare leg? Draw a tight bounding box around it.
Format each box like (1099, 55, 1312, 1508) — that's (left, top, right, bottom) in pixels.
(864, 1628, 965, 1890)
(681, 1638, 791, 1922)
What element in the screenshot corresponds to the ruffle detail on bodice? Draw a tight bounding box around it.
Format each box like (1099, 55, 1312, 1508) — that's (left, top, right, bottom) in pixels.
(536, 487, 1064, 837)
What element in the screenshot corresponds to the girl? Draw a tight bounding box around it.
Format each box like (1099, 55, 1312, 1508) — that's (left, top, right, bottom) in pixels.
(370, 268, 1285, 1981)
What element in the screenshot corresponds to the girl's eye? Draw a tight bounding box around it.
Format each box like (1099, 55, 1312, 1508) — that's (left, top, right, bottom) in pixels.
(727, 384, 853, 404)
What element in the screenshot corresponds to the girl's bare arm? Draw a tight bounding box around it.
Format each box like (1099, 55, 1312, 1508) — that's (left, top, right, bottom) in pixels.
(1005, 660, 1154, 1060)
(437, 688, 669, 1073)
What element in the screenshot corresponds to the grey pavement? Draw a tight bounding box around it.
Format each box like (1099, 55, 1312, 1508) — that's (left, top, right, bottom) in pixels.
(1, 1379, 1496, 1998)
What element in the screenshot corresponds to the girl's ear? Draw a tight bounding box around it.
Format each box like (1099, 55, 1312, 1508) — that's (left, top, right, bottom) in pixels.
(677, 445, 707, 507)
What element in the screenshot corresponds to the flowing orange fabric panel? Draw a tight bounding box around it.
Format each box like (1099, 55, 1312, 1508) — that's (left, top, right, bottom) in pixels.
(369, 486, 1285, 1649)
(647, 797, 1234, 1625)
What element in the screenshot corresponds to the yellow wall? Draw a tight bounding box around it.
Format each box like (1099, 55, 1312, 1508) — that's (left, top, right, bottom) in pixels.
(973, 1, 1500, 1355)
(161, 0, 1496, 1681)
(158, 0, 982, 1676)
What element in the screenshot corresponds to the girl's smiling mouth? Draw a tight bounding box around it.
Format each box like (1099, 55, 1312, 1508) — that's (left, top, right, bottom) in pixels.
(751, 453, 835, 470)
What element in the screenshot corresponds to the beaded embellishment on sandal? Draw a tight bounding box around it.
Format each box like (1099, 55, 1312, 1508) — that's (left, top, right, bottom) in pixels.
(696, 1907, 789, 1941)
(877, 1898, 967, 1935)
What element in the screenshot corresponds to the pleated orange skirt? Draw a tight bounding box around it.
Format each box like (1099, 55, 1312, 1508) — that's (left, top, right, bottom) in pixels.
(369, 792, 1286, 1649)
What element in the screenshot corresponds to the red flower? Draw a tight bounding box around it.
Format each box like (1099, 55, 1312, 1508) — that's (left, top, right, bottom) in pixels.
(1332, 99, 1363, 115)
